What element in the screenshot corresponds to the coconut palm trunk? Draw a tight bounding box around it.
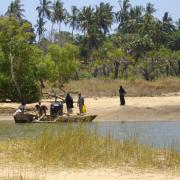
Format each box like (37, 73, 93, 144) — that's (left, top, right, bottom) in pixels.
(51, 22, 55, 42)
(72, 28, 74, 40)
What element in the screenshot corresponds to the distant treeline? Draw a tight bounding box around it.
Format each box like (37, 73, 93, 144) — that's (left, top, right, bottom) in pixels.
(0, 0, 180, 102)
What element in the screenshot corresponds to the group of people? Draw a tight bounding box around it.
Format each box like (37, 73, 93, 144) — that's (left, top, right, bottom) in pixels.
(13, 101, 49, 117)
(14, 85, 126, 117)
(65, 93, 85, 115)
(65, 86, 126, 115)
(13, 93, 86, 117)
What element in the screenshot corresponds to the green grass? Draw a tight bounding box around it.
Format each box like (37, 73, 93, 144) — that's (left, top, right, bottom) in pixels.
(0, 124, 180, 171)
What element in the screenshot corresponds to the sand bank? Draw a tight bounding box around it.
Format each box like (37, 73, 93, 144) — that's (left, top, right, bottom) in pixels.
(0, 96, 180, 121)
(0, 166, 179, 180)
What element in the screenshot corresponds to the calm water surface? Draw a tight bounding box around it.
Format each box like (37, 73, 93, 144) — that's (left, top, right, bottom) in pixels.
(0, 121, 180, 150)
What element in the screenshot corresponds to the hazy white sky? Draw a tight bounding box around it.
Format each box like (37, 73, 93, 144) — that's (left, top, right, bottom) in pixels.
(1, 0, 180, 33)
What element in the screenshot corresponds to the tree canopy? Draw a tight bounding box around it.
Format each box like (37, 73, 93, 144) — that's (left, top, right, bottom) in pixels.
(0, 0, 180, 102)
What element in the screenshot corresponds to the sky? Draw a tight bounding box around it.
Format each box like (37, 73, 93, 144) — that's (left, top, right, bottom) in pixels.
(1, 0, 180, 34)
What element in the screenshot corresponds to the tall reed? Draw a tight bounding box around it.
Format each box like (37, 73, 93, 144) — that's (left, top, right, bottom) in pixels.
(1, 124, 180, 170)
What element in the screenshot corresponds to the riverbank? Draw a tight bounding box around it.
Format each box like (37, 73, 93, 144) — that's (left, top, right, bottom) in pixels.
(0, 96, 180, 121)
(0, 123, 180, 180)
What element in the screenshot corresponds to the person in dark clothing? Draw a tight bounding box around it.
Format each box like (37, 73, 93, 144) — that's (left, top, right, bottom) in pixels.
(65, 93, 74, 115)
(34, 101, 48, 117)
(119, 86, 126, 105)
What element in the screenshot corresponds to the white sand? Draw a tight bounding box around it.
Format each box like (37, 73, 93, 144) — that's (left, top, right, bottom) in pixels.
(0, 166, 179, 180)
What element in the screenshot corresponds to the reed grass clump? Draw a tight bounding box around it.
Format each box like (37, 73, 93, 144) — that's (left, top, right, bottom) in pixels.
(1, 124, 180, 170)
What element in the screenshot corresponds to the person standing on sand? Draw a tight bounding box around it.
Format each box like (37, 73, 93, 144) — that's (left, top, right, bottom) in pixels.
(65, 93, 74, 115)
(119, 86, 126, 105)
(77, 93, 84, 115)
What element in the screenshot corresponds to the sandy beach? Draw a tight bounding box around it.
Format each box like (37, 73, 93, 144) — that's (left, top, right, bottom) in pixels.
(0, 166, 180, 180)
(0, 96, 180, 121)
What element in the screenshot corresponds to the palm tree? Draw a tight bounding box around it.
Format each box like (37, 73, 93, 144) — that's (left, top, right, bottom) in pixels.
(95, 2, 114, 36)
(162, 12, 175, 33)
(128, 5, 144, 33)
(129, 6, 144, 21)
(51, 0, 57, 42)
(35, 17, 46, 42)
(116, 0, 131, 32)
(67, 5, 80, 39)
(78, 6, 103, 60)
(6, 0, 25, 21)
(145, 2, 156, 15)
(176, 19, 180, 30)
(36, 0, 51, 20)
(51, 0, 67, 33)
(36, 0, 51, 42)
(142, 2, 156, 36)
(78, 6, 95, 35)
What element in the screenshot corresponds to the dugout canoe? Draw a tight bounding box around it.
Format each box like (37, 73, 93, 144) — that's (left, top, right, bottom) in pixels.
(14, 113, 97, 123)
(14, 113, 37, 123)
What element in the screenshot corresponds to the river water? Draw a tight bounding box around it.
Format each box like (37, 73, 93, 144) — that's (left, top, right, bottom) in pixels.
(0, 121, 180, 150)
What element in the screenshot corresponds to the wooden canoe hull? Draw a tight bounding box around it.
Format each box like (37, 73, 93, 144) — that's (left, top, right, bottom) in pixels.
(14, 113, 37, 123)
(36, 115, 97, 123)
(14, 114, 97, 123)
(57, 115, 96, 122)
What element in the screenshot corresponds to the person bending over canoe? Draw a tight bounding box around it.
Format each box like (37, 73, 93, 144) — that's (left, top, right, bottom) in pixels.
(77, 93, 85, 115)
(34, 101, 48, 117)
(18, 101, 26, 112)
(13, 101, 26, 117)
(65, 93, 74, 115)
(13, 107, 23, 117)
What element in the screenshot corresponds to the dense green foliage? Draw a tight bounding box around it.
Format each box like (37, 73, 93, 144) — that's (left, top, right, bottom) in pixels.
(0, 17, 41, 102)
(0, 17, 78, 102)
(0, 0, 180, 102)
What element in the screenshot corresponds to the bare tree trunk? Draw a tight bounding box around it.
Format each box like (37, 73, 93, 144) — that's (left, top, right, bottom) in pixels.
(142, 69, 150, 81)
(114, 60, 120, 79)
(74, 71, 79, 80)
(102, 64, 107, 76)
(10, 52, 23, 102)
(166, 65, 169, 77)
(122, 63, 128, 79)
(169, 60, 178, 76)
(93, 67, 98, 78)
(178, 60, 180, 76)
(39, 79, 45, 88)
